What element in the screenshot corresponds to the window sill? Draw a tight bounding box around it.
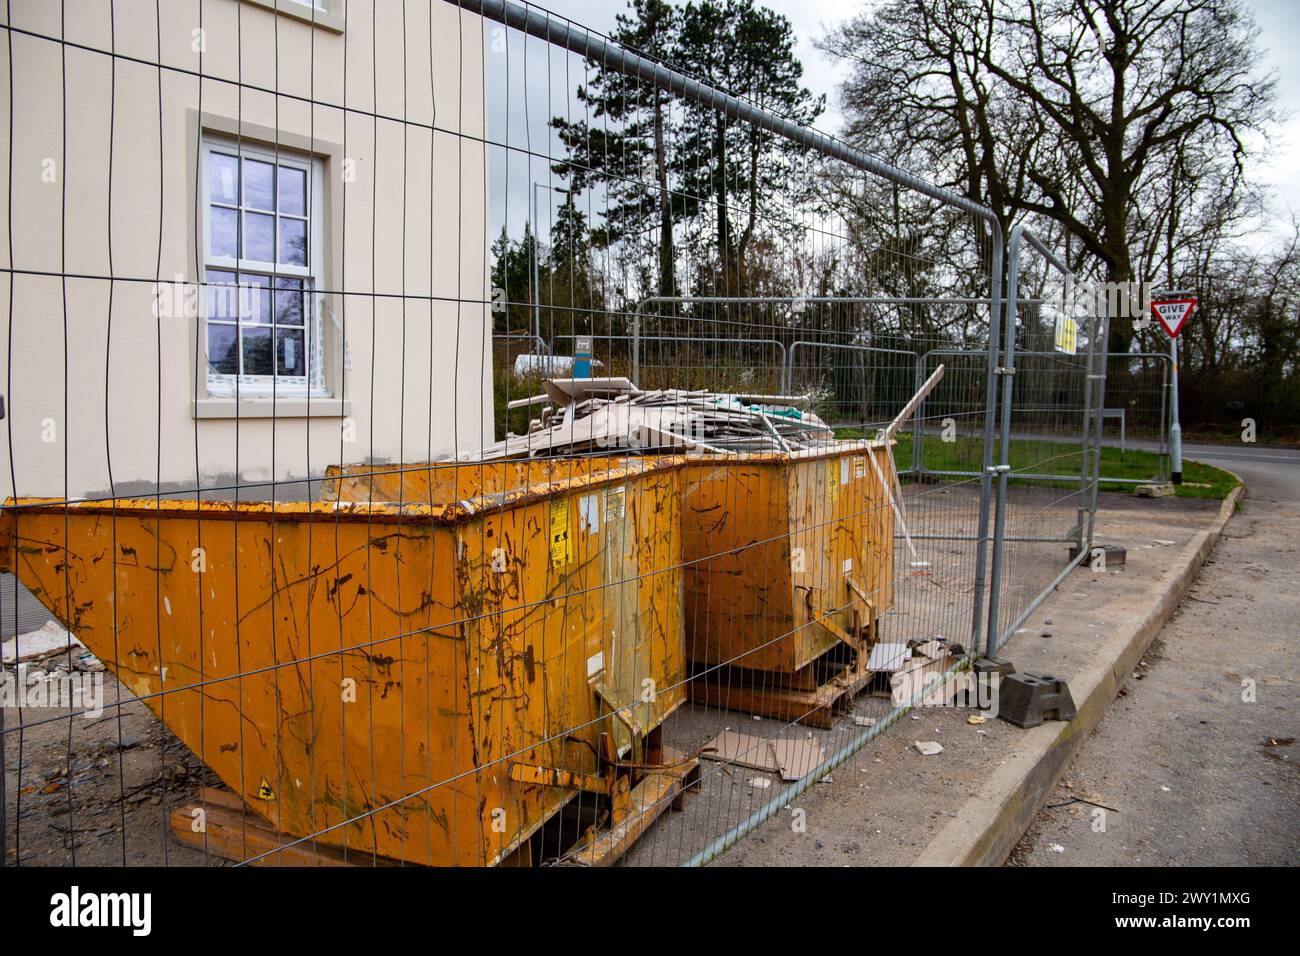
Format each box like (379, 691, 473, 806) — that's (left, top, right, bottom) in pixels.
(242, 0, 346, 33)
(193, 397, 350, 420)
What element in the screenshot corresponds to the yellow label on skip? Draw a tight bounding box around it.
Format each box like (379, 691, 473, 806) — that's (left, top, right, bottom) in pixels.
(550, 501, 572, 567)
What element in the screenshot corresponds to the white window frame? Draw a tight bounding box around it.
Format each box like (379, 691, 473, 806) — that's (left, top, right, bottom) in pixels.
(200, 134, 328, 400)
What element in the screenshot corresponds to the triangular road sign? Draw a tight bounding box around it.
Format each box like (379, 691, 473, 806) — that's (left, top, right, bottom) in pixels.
(1151, 297, 1196, 338)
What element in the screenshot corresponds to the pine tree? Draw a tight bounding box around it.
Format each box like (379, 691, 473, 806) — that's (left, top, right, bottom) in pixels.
(551, 0, 822, 302)
(674, 0, 823, 293)
(551, 0, 681, 303)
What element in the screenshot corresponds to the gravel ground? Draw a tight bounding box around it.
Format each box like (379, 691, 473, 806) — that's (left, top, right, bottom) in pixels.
(2, 662, 216, 867)
(656, 490, 1222, 866)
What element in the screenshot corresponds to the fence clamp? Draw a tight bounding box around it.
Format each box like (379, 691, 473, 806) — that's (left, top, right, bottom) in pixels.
(994, 366, 1016, 376)
(985, 464, 1011, 474)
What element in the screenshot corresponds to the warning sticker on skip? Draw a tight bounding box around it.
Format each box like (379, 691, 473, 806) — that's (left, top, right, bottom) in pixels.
(550, 501, 572, 567)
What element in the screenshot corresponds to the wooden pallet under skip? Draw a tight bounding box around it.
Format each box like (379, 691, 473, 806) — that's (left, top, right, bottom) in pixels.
(170, 747, 700, 868)
(689, 646, 874, 729)
(562, 746, 700, 867)
(689, 602, 879, 729)
(169, 788, 403, 867)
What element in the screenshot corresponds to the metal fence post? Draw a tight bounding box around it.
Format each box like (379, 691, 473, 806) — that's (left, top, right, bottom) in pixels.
(632, 314, 640, 384)
(910, 350, 924, 477)
(1077, 311, 1100, 553)
(970, 224, 1004, 655)
(985, 226, 1081, 654)
(984, 227, 1019, 655)
(1087, 312, 1113, 543)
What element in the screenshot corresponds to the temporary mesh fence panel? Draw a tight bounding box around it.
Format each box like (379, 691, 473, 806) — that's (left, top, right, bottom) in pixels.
(1100, 351, 1172, 484)
(918, 350, 1170, 488)
(914, 347, 1002, 480)
(0, 0, 1116, 869)
(984, 226, 1108, 655)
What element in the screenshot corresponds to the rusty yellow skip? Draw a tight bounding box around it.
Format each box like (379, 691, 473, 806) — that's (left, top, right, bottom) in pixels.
(333, 440, 898, 727)
(0, 456, 690, 866)
(680, 442, 896, 723)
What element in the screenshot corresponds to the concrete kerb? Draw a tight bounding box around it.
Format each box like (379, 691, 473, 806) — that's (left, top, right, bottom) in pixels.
(912, 470, 1246, 867)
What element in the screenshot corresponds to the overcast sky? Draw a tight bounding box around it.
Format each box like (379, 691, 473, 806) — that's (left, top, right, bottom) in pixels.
(1245, 0, 1300, 230)
(533, 0, 1298, 246)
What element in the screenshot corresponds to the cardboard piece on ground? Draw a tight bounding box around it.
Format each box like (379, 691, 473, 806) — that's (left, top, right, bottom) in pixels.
(890, 653, 969, 707)
(701, 730, 825, 782)
(702, 731, 781, 775)
(768, 737, 826, 782)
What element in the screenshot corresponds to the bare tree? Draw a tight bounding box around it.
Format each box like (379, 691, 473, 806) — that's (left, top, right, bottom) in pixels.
(823, 0, 1275, 352)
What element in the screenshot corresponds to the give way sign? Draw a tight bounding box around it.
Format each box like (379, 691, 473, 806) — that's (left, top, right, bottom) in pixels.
(1151, 296, 1196, 338)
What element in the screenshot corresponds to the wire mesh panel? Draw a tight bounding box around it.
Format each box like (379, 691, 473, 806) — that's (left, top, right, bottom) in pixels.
(1100, 351, 1172, 484)
(0, 0, 1066, 870)
(2, 0, 499, 867)
(984, 226, 1109, 655)
(913, 346, 1000, 479)
(917, 349, 1170, 487)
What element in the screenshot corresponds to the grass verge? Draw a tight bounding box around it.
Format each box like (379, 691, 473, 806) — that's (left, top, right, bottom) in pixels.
(832, 429, 1240, 501)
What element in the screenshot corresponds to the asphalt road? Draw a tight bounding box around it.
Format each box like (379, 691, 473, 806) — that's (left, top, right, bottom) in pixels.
(1013, 441, 1300, 866)
(1173, 439, 1300, 499)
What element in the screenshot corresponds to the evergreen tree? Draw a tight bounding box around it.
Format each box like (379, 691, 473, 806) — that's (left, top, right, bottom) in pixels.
(551, 0, 822, 302)
(551, 0, 681, 303)
(489, 223, 537, 335)
(673, 0, 822, 292)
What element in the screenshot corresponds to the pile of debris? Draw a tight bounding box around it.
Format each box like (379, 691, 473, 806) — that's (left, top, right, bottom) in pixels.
(477, 377, 840, 459)
(2, 620, 101, 673)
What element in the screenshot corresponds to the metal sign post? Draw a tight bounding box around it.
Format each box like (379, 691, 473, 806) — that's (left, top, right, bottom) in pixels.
(1170, 335, 1183, 484)
(531, 183, 569, 347)
(1151, 290, 1197, 485)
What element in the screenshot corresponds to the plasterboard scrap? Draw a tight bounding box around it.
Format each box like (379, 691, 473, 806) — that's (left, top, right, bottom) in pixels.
(853, 715, 876, 727)
(749, 777, 773, 790)
(701, 730, 781, 774)
(866, 642, 912, 672)
(911, 639, 946, 660)
(890, 654, 963, 707)
(541, 377, 637, 406)
(468, 382, 850, 459)
(768, 737, 826, 782)
(913, 741, 944, 756)
(893, 652, 958, 680)
(2, 620, 85, 664)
